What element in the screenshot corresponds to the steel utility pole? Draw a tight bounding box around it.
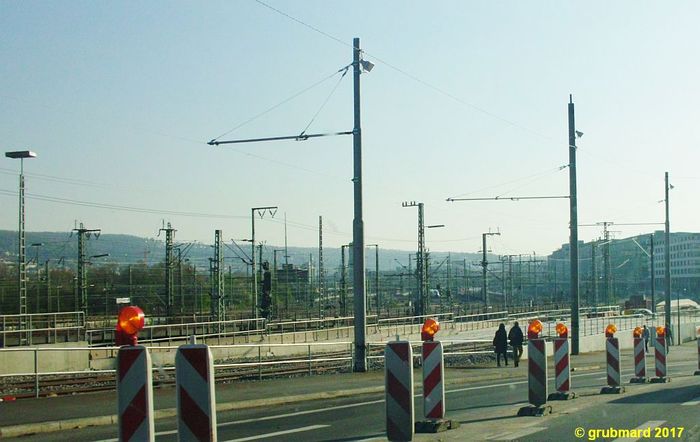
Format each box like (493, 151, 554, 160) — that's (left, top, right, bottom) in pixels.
(650, 234, 656, 313)
(251, 206, 278, 321)
(664, 172, 671, 334)
(160, 222, 176, 317)
(351, 37, 369, 372)
(73, 223, 101, 316)
(367, 244, 379, 315)
(210, 230, 224, 324)
(318, 216, 324, 318)
(206, 38, 371, 372)
(340, 244, 349, 316)
(481, 231, 500, 311)
(591, 241, 598, 306)
(568, 94, 580, 355)
(600, 222, 613, 305)
(402, 201, 425, 316)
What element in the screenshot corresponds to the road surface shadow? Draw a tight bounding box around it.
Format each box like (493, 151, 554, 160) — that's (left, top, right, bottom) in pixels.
(609, 385, 700, 404)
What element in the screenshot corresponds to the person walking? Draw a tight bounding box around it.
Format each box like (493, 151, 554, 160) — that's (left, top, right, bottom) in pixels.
(508, 321, 524, 367)
(493, 323, 508, 367)
(665, 323, 673, 352)
(642, 325, 650, 353)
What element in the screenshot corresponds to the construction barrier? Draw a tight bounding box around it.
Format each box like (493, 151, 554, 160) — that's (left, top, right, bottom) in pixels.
(117, 345, 154, 442)
(630, 337, 647, 383)
(601, 337, 624, 394)
(422, 341, 444, 420)
(548, 337, 574, 400)
(518, 338, 551, 416)
(176, 344, 217, 441)
(651, 336, 670, 383)
(385, 340, 414, 441)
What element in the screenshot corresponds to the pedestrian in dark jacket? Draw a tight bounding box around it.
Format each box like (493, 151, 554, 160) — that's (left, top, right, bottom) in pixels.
(642, 325, 650, 353)
(493, 323, 508, 367)
(508, 322, 524, 367)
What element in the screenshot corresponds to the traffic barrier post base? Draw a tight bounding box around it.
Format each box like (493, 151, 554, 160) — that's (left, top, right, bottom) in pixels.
(415, 419, 460, 433)
(600, 386, 625, 394)
(650, 376, 671, 383)
(629, 377, 648, 384)
(547, 391, 576, 401)
(517, 405, 552, 417)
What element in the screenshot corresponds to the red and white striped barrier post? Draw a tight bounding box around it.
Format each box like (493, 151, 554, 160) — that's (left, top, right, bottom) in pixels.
(385, 340, 414, 441)
(518, 320, 552, 416)
(117, 345, 154, 442)
(415, 319, 459, 434)
(601, 324, 625, 394)
(422, 341, 445, 420)
(549, 323, 575, 400)
(650, 327, 670, 383)
(630, 327, 648, 384)
(695, 327, 700, 376)
(176, 344, 217, 441)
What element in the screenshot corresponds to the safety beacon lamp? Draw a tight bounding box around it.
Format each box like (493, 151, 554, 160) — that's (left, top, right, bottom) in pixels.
(115, 306, 145, 346)
(656, 326, 666, 337)
(421, 318, 440, 341)
(556, 323, 568, 339)
(605, 324, 617, 338)
(633, 326, 643, 338)
(527, 319, 543, 339)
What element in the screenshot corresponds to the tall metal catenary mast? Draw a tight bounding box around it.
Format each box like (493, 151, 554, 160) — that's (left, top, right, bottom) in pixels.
(73, 223, 101, 316)
(160, 222, 176, 316)
(318, 216, 324, 318)
(481, 231, 500, 310)
(664, 172, 672, 337)
(402, 201, 425, 316)
(568, 95, 580, 355)
(210, 230, 224, 324)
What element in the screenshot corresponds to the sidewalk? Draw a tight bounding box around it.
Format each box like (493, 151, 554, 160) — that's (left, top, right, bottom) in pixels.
(0, 341, 697, 438)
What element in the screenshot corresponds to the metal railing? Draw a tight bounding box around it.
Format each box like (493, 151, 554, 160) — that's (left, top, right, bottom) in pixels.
(0, 312, 85, 347)
(85, 318, 267, 346)
(0, 341, 355, 398)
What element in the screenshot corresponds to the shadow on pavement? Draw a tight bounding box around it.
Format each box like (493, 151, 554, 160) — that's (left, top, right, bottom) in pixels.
(458, 414, 522, 425)
(322, 433, 384, 442)
(609, 385, 700, 404)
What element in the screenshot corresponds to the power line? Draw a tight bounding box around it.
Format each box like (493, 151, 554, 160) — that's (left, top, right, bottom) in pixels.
(253, 0, 556, 143)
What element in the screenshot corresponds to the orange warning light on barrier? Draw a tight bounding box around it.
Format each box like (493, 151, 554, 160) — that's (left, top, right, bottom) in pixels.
(633, 326, 643, 338)
(556, 323, 568, 338)
(116, 306, 145, 346)
(421, 318, 440, 341)
(656, 326, 666, 337)
(528, 320, 543, 339)
(605, 324, 617, 338)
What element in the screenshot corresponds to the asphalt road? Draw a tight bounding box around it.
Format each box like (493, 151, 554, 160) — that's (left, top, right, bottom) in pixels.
(9, 357, 699, 441)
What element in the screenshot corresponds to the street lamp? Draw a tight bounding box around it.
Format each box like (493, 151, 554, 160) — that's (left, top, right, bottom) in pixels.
(5, 150, 37, 342)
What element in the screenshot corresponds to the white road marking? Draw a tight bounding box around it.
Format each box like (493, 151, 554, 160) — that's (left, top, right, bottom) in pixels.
(486, 426, 547, 440)
(217, 399, 383, 427)
(611, 420, 665, 442)
(222, 424, 329, 442)
(682, 395, 700, 406)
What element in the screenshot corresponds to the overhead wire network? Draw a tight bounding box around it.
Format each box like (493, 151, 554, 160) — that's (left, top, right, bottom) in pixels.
(253, 0, 558, 145)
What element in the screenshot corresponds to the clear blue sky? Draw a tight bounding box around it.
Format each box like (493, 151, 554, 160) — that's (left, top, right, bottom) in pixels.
(1, 1, 698, 256)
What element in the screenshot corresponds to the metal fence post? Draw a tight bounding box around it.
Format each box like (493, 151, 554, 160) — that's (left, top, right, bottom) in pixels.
(258, 346, 262, 380)
(308, 345, 312, 375)
(34, 348, 39, 398)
